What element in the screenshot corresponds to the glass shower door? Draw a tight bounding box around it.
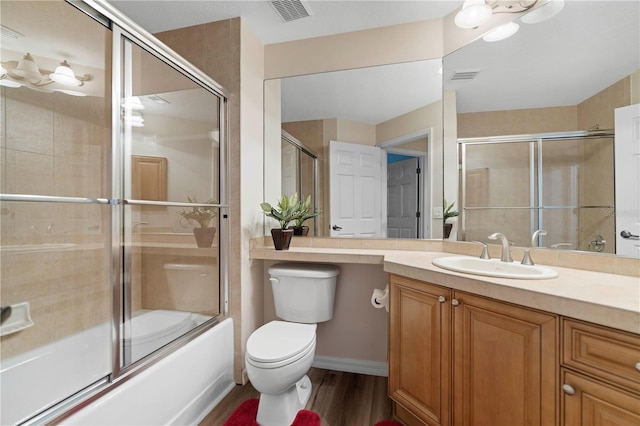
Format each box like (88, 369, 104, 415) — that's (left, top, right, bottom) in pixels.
(0, 2, 112, 424)
(462, 141, 535, 246)
(117, 36, 225, 367)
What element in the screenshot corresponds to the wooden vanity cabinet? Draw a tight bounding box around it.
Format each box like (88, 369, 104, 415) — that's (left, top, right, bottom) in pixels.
(560, 319, 640, 425)
(389, 274, 558, 426)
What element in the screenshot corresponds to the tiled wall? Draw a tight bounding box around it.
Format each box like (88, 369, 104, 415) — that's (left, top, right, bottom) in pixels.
(0, 89, 111, 359)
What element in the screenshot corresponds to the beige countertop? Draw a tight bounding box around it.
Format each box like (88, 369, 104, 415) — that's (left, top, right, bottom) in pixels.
(250, 244, 640, 335)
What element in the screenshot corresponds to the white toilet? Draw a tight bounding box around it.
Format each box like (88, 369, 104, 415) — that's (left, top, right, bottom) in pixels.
(245, 262, 340, 426)
(163, 263, 218, 313)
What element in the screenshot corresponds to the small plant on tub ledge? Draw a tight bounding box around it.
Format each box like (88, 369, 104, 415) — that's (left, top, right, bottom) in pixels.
(289, 194, 321, 236)
(177, 196, 217, 248)
(260, 193, 304, 250)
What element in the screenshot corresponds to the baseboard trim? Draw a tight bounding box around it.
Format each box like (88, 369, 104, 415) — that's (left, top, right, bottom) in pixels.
(312, 355, 388, 377)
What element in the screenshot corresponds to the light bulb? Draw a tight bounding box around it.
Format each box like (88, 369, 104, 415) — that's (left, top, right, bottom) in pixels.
(483, 22, 520, 42)
(455, 0, 493, 29)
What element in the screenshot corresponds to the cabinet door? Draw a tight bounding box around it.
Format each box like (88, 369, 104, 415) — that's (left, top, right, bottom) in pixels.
(562, 369, 640, 425)
(453, 292, 558, 426)
(389, 274, 451, 426)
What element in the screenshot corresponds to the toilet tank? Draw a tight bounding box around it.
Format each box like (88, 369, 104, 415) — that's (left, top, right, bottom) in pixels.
(268, 263, 340, 323)
(163, 263, 218, 313)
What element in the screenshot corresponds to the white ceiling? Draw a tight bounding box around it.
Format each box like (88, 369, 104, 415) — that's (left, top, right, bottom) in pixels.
(104, 1, 640, 124)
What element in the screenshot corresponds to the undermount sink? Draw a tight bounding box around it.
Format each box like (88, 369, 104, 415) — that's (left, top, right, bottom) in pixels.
(432, 256, 558, 280)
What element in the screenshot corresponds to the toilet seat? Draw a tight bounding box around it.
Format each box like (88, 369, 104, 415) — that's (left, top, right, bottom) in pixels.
(246, 321, 316, 369)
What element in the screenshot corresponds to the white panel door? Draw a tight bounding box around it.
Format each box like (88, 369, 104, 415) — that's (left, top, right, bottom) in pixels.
(329, 140, 383, 237)
(615, 103, 640, 258)
(387, 158, 419, 238)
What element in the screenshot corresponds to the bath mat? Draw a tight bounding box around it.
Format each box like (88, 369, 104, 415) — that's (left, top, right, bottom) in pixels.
(373, 421, 403, 426)
(224, 398, 321, 426)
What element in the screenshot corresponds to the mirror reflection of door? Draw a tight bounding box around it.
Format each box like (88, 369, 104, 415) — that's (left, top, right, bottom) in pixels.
(329, 140, 383, 237)
(387, 156, 420, 239)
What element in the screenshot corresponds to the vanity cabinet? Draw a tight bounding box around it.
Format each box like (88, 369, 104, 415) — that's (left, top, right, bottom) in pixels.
(389, 274, 558, 426)
(560, 319, 640, 425)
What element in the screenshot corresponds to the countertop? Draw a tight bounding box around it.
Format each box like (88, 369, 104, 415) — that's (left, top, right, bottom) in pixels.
(250, 244, 640, 335)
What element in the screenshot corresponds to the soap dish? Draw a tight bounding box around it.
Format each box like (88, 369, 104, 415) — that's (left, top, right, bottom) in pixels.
(0, 302, 34, 337)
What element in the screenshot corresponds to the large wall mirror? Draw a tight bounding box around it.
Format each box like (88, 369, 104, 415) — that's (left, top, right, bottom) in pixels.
(443, 0, 639, 257)
(265, 59, 443, 239)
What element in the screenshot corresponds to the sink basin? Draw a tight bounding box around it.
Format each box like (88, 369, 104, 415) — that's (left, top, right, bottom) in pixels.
(432, 256, 558, 280)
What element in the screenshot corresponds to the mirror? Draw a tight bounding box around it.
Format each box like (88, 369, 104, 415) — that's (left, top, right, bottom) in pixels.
(443, 0, 639, 256)
(266, 59, 444, 238)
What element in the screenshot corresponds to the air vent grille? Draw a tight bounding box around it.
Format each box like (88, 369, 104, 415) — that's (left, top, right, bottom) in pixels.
(1, 24, 25, 39)
(449, 70, 481, 81)
(270, 0, 312, 22)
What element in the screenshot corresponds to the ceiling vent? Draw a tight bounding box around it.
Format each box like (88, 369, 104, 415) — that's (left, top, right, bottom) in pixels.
(270, 0, 312, 22)
(449, 69, 481, 81)
(1, 24, 25, 39)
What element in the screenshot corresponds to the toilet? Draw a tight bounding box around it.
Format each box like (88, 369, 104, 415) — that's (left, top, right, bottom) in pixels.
(245, 262, 340, 426)
(163, 263, 218, 313)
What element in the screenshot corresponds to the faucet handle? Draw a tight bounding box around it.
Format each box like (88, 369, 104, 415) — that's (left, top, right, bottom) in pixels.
(472, 241, 491, 260)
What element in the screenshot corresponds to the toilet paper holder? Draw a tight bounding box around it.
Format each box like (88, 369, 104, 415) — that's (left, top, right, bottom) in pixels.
(371, 284, 390, 312)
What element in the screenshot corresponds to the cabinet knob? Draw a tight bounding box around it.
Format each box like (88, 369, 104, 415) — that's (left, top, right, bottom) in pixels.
(438, 296, 446, 303)
(451, 299, 460, 306)
(635, 362, 640, 373)
(562, 384, 576, 395)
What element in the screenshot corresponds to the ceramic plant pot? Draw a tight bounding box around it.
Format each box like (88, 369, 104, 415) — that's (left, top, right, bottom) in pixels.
(289, 225, 310, 236)
(193, 227, 216, 248)
(271, 228, 294, 250)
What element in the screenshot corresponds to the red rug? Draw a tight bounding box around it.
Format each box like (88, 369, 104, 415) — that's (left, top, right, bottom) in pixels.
(224, 398, 404, 426)
(223, 399, 320, 426)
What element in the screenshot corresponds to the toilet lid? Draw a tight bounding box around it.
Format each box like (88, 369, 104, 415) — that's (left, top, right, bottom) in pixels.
(247, 321, 316, 363)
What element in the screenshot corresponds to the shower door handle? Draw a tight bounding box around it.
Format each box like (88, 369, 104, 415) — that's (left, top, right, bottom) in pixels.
(620, 230, 639, 239)
(332, 225, 342, 231)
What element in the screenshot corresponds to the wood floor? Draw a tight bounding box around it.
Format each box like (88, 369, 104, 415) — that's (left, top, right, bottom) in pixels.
(200, 368, 395, 426)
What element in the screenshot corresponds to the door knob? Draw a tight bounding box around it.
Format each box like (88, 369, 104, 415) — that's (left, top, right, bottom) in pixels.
(621, 230, 639, 239)
(332, 225, 342, 231)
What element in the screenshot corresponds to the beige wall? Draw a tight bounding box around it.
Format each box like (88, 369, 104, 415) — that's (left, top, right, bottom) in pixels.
(156, 17, 266, 383)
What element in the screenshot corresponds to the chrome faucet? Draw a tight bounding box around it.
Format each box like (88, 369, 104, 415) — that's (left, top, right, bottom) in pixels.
(488, 232, 512, 262)
(522, 229, 547, 266)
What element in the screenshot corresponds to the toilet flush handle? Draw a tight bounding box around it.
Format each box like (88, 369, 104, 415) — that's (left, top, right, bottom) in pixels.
(270, 277, 279, 286)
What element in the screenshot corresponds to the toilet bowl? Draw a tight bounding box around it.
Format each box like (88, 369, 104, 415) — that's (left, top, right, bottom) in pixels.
(245, 263, 339, 426)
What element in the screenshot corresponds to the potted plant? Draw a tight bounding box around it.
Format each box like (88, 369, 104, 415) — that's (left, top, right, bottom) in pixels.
(288, 195, 321, 236)
(443, 199, 459, 239)
(177, 196, 217, 248)
(260, 193, 302, 250)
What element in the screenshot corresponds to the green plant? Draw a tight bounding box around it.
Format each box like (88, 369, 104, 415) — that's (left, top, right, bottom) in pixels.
(177, 196, 217, 228)
(443, 199, 459, 223)
(260, 193, 302, 229)
(293, 195, 321, 227)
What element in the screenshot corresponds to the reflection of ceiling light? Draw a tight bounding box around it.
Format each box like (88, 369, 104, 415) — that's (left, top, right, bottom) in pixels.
(122, 96, 145, 110)
(521, 0, 565, 24)
(125, 111, 145, 127)
(483, 22, 520, 42)
(49, 60, 82, 86)
(57, 89, 87, 97)
(1, 53, 91, 94)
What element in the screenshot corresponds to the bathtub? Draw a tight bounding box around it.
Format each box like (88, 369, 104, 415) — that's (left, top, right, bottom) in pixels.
(0, 311, 234, 425)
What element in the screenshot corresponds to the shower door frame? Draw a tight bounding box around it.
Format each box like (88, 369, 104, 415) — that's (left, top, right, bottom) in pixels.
(10, 1, 232, 424)
(459, 129, 615, 246)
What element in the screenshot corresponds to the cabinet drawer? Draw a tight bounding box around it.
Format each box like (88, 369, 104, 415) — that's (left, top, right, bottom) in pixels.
(562, 319, 640, 393)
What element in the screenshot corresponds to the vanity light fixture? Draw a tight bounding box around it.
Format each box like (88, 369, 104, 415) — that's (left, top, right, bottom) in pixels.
(455, 0, 564, 41)
(483, 21, 520, 42)
(1, 53, 91, 88)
